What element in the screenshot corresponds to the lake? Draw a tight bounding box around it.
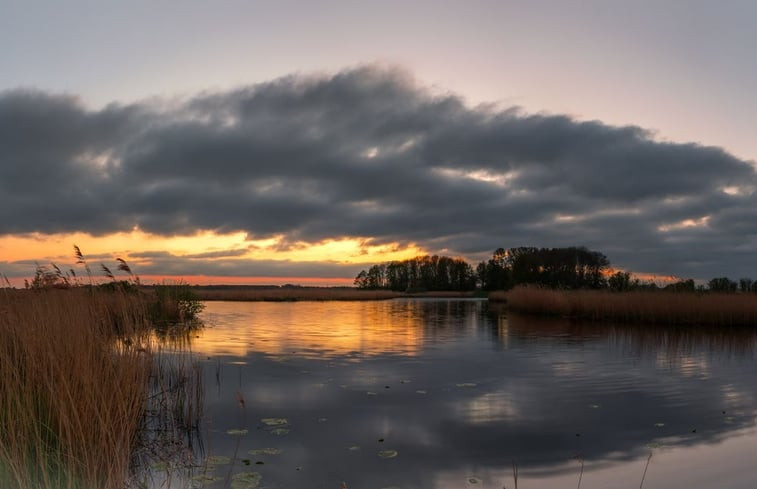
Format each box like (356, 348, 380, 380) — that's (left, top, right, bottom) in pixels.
(159, 299, 757, 488)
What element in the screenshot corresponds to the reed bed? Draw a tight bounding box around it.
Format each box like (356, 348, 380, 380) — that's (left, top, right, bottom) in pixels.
(487, 290, 508, 303)
(505, 286, 757, 326)
(192, 286, 474, 302)
(0, 287, 201, 489)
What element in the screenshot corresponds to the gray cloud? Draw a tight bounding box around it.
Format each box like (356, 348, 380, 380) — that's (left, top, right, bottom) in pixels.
(2, 66, 756, 279)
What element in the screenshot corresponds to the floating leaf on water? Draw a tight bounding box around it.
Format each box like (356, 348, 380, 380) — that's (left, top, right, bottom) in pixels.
(261, 418, 289, 426)
(378, 450, 398, 458)
(415, 390, 427, 394)
(653, 423, 665, 428)
(468, 477, 482, 484)
(347, 445, 360, 451)
(249, 448, 283, 455)
(230, 471, 262, 489)
(227, 429, 249, 436)
(269, 428, 290, 435)
(456, 383, 477, 388)
(206, 455, 232, 465)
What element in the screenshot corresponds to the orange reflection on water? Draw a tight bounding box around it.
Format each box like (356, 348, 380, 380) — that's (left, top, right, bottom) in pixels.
(193, 301, 424, 359)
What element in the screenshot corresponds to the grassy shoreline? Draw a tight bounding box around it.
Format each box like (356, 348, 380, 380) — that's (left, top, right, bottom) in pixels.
(0, 287, 202, 489)
(504, 285, 757, 326)
(189, 285, 480, 302)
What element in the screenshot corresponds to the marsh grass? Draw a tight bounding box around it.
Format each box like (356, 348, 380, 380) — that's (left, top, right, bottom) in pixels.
(0, 287, 205, 489)
(147, 282, 205, 324)
(506, 286, 757, 326)
(0, 289, 153, 488)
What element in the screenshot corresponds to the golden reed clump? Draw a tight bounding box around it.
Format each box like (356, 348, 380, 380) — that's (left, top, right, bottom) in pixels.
(0, 288, 153, 489)
(505, 285, 757, 326)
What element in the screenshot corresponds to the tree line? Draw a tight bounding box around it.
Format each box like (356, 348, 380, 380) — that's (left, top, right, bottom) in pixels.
(354, 255, 476, 291)
(355, 246, 757, 293)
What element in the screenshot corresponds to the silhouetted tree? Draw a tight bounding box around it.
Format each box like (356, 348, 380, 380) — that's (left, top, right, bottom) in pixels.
(355, 255, 476, 291)
(708, 277, 738, 292)
(608, 271, 632, 292)
(664, 279, 696, 292)
(738, 278, 755, 293)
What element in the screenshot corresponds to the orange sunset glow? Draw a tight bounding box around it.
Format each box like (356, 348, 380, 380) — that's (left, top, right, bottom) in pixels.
(0, 231, 426, 285)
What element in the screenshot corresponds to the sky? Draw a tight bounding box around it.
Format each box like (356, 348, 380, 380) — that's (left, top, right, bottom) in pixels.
(1, 0, 756, 286)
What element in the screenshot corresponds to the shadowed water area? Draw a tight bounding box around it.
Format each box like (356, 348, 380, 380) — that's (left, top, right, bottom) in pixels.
(158, 299, 757, 488)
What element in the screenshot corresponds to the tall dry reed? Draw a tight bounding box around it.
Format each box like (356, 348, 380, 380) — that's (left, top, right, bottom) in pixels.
(0, 288, 153, 489)
(505, 286, 757, 326)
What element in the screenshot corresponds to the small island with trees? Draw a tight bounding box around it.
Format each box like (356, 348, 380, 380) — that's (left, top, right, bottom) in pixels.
(353, 246, 757, 326)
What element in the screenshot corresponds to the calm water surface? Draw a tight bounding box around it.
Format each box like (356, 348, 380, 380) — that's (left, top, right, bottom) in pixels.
(167, 299, 757, 488)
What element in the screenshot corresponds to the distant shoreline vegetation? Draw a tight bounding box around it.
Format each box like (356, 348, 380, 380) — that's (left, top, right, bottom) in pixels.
(353, 246, 757, 294)
(351, 246, 757, 325)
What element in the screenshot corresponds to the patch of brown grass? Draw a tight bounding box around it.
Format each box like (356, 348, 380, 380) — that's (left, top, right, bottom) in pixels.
(0, 288, 153, 489)
(505, 285, 757, 326)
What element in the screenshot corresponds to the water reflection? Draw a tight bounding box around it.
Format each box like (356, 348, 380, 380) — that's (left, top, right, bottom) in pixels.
(181, 300, 757, 489)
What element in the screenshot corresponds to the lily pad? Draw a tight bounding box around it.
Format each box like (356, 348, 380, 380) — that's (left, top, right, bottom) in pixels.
(249, 448, 283, 455)
(378, 450, 398, 459)
(230, 471, 262, 489)
(261, 417, 289, 426)
(227, 429, 249, 436)
(206, 455, 232, 465)
(269, 427, 290, 435)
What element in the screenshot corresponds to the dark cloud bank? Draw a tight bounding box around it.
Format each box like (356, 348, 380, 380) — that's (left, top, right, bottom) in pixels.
(2, 66, 756, 279)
